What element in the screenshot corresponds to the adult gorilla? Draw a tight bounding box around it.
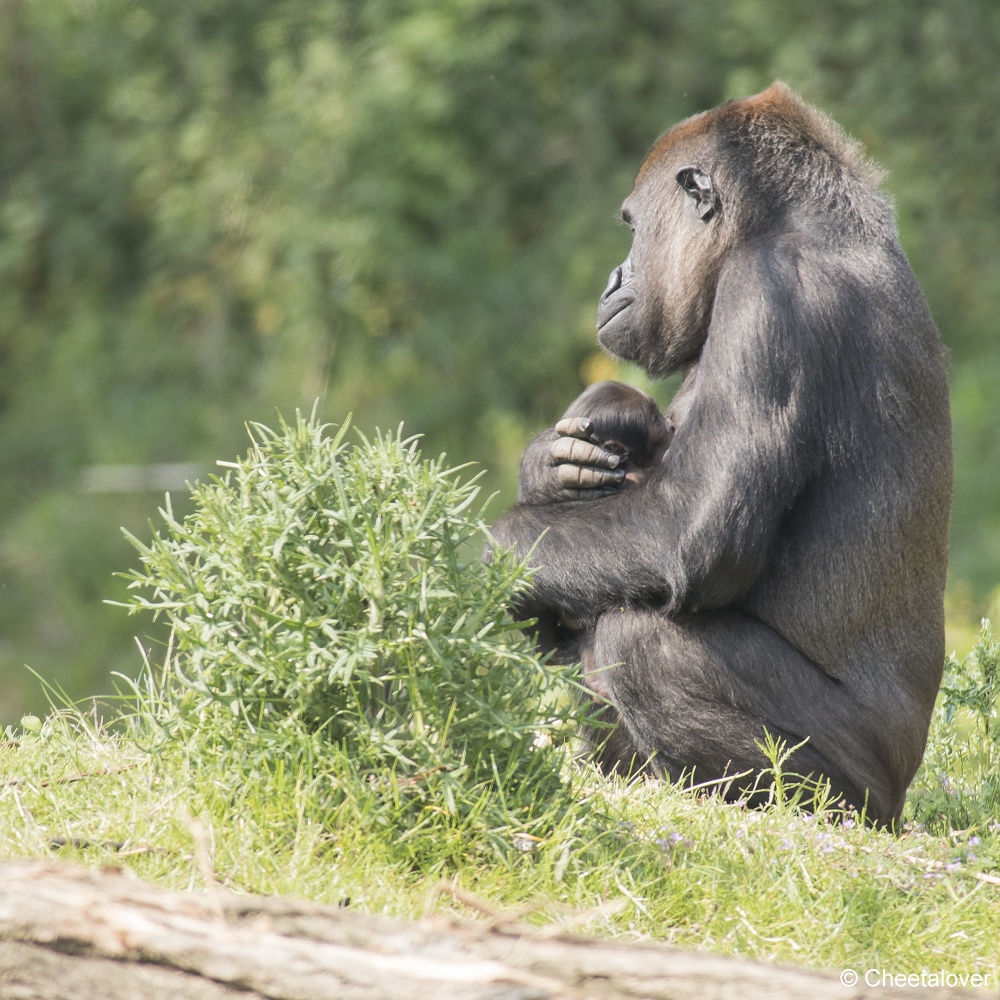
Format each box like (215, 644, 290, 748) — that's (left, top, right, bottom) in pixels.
(490, 83, 951, 827)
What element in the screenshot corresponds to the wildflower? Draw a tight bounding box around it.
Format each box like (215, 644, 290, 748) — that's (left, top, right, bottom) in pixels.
(655, 830, 692, 851)
(656, 831, 684, 849)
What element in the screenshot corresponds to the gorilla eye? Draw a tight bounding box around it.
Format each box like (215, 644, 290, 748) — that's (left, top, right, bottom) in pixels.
(676, 166, 719, 222)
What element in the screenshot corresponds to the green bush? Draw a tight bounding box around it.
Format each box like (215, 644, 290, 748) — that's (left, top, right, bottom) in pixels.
(121, 412, 588, 860)
(908, 620, 1000, 833)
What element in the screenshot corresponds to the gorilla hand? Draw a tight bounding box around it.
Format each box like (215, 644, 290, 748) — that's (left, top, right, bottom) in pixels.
(516, 419, 625, 505)
(551, 417, 626, 497)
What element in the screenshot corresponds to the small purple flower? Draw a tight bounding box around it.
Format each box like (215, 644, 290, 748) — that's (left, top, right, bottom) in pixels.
(968, 835, 981, 847)
(655, 830, 685, 850)
(842, 819, 856, 829)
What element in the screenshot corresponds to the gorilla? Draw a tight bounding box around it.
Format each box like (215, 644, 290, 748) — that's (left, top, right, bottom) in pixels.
(490, 83, 952, 827)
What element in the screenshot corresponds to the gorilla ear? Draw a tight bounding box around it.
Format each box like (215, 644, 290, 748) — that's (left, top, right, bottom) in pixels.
(676, 166, 719, 221)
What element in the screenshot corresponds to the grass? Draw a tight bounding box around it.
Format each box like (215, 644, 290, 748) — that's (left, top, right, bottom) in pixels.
(1, 411, 998, 982)
(2, 709, 999, 977)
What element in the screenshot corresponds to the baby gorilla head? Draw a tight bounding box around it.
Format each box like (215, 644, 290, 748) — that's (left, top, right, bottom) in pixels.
(561, 381, 672, 481)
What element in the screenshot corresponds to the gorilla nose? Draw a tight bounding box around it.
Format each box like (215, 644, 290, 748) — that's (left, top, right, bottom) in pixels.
(602, 265, 623, 300)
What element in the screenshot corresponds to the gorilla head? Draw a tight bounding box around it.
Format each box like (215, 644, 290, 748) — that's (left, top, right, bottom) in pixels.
(597, 83, 889, 379)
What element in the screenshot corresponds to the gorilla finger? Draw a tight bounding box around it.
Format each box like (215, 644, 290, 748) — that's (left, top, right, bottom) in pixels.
(557, 464, 626, 489)
(554, 417, 594, 440)
(551, 436, 621, 469)
(575, 466, 627, 489)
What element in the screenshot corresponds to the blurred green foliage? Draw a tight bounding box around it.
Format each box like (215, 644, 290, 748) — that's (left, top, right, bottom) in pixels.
(1, 0, 998, 719)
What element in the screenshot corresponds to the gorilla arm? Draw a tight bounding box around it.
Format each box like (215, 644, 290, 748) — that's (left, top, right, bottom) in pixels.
(491, 244, 825, 621)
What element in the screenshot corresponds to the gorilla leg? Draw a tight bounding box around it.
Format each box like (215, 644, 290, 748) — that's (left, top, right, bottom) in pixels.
(591, 607, 889, 821)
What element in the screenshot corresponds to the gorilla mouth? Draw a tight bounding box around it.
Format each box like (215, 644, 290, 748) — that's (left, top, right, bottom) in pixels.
(596, 293, 633, 332)
(596, 299, 640, 362)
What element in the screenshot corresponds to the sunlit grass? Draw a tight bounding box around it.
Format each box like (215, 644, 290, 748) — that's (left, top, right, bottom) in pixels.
(2, 705, 999, 976)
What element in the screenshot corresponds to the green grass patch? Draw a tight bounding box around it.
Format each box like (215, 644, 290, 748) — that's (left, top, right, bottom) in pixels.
(1, 411, 998, 981)
(3, 713, 999, 975)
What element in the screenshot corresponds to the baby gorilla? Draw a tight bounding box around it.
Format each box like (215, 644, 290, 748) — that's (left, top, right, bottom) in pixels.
(537, 381, 671, 712)
(560, 380, 672, 485)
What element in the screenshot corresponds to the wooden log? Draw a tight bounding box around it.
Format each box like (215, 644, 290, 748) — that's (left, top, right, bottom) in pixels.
(0, 859, 993, 1000)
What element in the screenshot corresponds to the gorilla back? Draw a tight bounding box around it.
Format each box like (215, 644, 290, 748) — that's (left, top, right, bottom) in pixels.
(491, 84, 952, 827)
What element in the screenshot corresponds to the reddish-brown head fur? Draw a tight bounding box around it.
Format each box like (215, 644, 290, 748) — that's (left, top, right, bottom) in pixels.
(636, 82, 882, 191)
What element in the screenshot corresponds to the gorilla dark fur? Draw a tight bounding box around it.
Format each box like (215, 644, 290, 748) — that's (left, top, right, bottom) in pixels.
(491, 84, 952, 827)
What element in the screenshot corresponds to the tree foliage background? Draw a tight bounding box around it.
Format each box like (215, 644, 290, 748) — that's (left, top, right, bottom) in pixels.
(1, 0, 998, 720)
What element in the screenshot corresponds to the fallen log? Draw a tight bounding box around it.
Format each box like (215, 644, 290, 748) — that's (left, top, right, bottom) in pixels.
(0, 859, 993, 1000)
